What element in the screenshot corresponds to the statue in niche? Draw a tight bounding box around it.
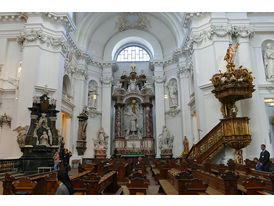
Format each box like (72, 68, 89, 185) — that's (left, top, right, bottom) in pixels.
(124, 102, 143, 137)
(94, 128, 109, 150)
(39, 131, 49, 147)
(14, 125, 29, 148)
(264, 42, 274, 80)
(88, 81, 98, 109)
(159, 126, 174, 150)
(34, 113, 52, 146)
(167, 79, 178, 108)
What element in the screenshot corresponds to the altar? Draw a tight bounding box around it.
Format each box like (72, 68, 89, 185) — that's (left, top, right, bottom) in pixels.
(112, 64, 155, 157)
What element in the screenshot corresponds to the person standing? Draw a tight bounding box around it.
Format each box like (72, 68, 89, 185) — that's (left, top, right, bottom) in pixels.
(63, 149, 70, 172)
(55, 170, 74, 195)
(259, 144, 271, 172)
(53, 151, 60, 171)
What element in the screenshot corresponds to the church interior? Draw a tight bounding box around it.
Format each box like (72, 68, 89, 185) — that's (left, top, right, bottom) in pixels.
(0, 11, 274, 196)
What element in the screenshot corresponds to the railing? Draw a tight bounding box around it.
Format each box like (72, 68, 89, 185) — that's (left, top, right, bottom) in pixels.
(0, 159, 19, 172)
(187, 117, 251, 163)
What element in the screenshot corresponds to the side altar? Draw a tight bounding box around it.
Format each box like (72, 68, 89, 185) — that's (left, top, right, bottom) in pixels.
(17, 94, 61, 173)
(112, 64, 155, 157)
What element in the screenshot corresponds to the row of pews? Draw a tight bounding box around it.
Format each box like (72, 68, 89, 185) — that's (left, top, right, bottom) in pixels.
(151, 158, 274, 195)
(1, 158, 134, 195)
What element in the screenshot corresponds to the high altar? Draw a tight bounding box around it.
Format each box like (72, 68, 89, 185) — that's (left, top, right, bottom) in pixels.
(112, 64, 154, 157)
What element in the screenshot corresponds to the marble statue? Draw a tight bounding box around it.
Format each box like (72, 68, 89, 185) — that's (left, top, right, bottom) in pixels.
(14, 125, 29, 148)
(39, 131, 49, 147)
(264, 43, 274, 80)
(159, 126, 174, 150)
(167, 80, 178, 108)
(94, 128, 108, 150)
(34, 113, 53, 146)
(128, 79, 138, 91)
(113, 80, 122, 90)
(88, 81, 98, 108)
(124, 103, 143, 137)
(142, 82, 153, 90)
(130, 114, 138, 134)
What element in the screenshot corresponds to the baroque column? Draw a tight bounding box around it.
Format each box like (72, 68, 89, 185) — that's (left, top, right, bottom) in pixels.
(114, 103, 123, 139)
(152, 62, 166, 158)
(235, 25, 272, 156)
(177, 59, 193, 150)
(143, 103, 153, 138)
(101, 63, 114, 158)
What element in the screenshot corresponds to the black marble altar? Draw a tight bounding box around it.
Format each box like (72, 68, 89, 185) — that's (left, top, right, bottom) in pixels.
(18, 94, 60, 174)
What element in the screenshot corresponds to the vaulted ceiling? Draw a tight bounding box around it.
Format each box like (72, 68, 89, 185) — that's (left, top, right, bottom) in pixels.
(73, 12, 186, 61)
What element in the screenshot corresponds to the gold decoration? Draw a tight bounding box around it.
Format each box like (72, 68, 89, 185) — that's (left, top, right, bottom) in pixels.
(131, 63, 136, 73)
(211, 45, 255, 119)
(131, 99, 137, 114)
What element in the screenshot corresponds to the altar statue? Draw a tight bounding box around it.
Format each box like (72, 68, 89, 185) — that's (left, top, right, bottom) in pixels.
(264, 43, 274, 80)
(39, 131, 49, 147)
(130, 114, 138, 134)
(128, 79, 138, 91)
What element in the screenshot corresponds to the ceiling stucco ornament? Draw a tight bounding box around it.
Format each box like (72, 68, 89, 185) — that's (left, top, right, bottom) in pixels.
(183, 12, 208, 28)
(117, 12, 151, 32)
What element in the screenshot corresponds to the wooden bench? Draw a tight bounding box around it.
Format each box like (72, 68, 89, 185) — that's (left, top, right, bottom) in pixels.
(13, 177, 37, 195)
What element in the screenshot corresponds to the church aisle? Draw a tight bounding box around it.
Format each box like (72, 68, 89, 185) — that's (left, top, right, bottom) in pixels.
(146, 167, 161, 195)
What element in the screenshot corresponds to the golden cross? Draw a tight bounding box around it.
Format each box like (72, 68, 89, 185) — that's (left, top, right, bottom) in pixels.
(131, 63, 136, 72)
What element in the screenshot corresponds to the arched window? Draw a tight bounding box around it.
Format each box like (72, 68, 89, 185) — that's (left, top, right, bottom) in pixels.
(116, 45, 151, 62)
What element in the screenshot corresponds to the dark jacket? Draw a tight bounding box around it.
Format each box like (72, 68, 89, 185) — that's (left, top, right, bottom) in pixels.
(259, 150, 271, 171)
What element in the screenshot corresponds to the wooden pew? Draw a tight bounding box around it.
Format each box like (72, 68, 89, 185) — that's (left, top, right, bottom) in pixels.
(71, 178, 88, 195)
(126, 173, 149, 195)
(13, 177, 37, 195)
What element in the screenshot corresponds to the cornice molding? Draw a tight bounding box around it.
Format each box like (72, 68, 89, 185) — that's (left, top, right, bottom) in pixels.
(17, 29, 68, 55)
(0, 13, 27, 23)
(189, 24, 255, 46)
(44, 12, 76, 33)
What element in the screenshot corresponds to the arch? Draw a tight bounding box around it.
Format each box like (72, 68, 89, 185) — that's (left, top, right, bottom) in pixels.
(122, 94, 144, 104)
(115, 44, 152, 62)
